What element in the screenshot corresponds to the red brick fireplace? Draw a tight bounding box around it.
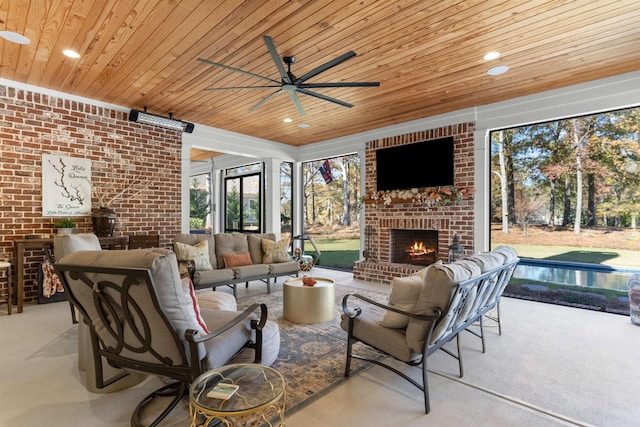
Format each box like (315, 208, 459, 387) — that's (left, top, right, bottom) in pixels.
(353, 123, 475, 284)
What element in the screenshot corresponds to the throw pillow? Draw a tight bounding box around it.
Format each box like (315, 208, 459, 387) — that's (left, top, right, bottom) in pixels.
(41, 259, 64, 298)
(223, 252, 253, 268)
(174, 240, 213, 271)
(378, 274, 424, 328)
(262, 238, 290, 263)
(181, 276, 209, 334)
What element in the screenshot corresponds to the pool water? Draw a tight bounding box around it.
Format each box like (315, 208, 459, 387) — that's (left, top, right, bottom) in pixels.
(514, 259, 635, 292)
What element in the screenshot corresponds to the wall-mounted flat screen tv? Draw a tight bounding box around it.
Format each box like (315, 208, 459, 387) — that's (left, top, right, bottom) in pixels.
(376, 136, 454, 192)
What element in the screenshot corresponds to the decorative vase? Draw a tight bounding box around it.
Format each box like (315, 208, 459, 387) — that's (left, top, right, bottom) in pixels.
(57, 228, 73, 235)
(92, 207, 116, 237)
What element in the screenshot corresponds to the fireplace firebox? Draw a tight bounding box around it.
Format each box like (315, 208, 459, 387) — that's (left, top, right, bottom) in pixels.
(390, 229, 438, 266)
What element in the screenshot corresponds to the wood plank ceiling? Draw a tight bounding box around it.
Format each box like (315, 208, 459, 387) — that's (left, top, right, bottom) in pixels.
(1, 0, 639, 158)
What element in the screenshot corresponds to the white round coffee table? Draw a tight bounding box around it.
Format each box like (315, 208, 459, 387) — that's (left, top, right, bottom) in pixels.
(283, 277, 335, 324)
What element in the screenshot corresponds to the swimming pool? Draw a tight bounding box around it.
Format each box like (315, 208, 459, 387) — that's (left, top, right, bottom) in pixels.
(514, 259, 636, 292)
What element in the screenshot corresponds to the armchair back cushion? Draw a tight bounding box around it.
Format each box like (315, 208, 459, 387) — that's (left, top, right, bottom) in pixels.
(53, 233, 102, 260)
(406, 260, 480, 352)
(59, 249, 208, 360)
(378, 274, 423, 328)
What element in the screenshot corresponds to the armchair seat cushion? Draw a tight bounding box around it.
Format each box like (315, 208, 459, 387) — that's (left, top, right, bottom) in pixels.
(196, 291, 237, 311)
(340, 303, 420, 363)
(232, 319, 280, 367)
(200, 308, 258, 369)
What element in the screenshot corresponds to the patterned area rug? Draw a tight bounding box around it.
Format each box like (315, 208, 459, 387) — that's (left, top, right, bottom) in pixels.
(235, 283, 387, 418)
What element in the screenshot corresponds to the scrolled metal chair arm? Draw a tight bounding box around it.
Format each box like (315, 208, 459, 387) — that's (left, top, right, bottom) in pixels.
(342, 293, 442, 321)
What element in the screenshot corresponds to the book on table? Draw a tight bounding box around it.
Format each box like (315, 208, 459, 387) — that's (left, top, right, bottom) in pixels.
(206, 383, 239, 400)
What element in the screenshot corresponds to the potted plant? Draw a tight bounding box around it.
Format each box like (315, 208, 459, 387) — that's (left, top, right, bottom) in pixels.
(53, 218, 76, 234)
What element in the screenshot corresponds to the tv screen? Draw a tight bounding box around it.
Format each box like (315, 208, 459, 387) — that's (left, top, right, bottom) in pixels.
(376, 137, 454, 192)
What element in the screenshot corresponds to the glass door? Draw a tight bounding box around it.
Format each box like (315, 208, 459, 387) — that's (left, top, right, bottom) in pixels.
(224, 172, 261, 232)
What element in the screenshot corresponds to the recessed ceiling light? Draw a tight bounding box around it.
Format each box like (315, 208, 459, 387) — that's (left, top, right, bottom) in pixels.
(487, 65, 509, 76)
(63, 49, 81, 59)
(0, 30, 30, 44)
(298, 123, 309, 129)
(484, 51, 500, 61)
(283, 118, 292, 123)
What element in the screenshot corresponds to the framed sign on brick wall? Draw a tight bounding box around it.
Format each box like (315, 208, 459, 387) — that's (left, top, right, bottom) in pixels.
(42, 154, 92, 217)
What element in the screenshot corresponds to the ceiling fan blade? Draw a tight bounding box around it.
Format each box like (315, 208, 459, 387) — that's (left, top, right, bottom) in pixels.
(204, 85, 280, 90)
(197, 57, 280, 84)
(299, 81, 380, 88)
(294, 51, 356, 84)
(262, 36, 291, 84)
(287, 91, 306, 116)
(249, 89, 284, 112)
(296, 88, 353, 108)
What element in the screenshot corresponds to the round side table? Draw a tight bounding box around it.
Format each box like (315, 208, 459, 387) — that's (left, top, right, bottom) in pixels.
(189, 363, 286, 427)
(283, 277, 335, 324)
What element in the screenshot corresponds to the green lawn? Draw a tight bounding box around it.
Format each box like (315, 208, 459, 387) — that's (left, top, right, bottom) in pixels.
(304, 238, 359, 270)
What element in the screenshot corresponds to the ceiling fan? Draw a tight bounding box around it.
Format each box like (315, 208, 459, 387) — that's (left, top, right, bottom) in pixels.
(197, 35, 380, 116)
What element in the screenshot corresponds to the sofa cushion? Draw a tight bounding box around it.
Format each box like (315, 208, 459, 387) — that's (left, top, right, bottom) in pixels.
(174, 233, 217, 271)
(248, 233, 275, 264)
(406, 260, 480, 353)
(214, 233, 249, 269)
(268, 260, 299, 275)
(232, 264, 270, 279)
(192, 268, 236, 286)
(378, 274, 423, 328)
(174, 240, 214, 271)
(262, 238, 290, 263)
(223, 252, 253, 268)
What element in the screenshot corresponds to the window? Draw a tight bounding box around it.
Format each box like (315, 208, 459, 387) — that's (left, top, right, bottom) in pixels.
(281, 161, 293, 240)
(490, 106, 640, 314)
(190, 173, 211, 232)
(224, 168, 261, 233)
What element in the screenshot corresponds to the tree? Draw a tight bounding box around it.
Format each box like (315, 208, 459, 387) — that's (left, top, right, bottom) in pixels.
(190, 177, 210, 229)
(226, 184, 241, 229)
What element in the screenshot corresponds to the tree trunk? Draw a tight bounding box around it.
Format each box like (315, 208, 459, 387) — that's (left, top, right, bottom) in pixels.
(549, 178, 556, 227)
(563, 175, 571, 226)
(586, 174, 596, 227)
(506, 152, 516, 224)
(573, 121, 583, 234)
(497, 131, 509, 233)
(341, 160, 351, 226)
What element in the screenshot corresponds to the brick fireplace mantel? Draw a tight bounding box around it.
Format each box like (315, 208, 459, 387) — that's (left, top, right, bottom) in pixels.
(354, 122, 475, 284)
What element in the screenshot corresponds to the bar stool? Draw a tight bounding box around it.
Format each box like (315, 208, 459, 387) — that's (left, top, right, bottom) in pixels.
(0, 261, 12, 315)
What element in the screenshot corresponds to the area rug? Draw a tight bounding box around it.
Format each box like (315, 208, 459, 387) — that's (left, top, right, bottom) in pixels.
(235, 284, 387, 418)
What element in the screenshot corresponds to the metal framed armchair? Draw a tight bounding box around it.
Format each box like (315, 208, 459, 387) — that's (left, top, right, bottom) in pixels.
(55, 248, 278, 426)
(341, 253, 519, 414)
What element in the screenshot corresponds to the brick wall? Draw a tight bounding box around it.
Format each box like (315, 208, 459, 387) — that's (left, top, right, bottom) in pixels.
(0, 84, 182, 305)
(353, 122, 475, 284)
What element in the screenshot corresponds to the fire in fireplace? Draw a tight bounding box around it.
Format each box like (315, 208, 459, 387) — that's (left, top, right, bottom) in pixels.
(390, 229, 438, 266)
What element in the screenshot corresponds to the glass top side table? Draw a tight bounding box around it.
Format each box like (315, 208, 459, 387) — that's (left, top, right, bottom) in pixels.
(189, 363, 286, 427)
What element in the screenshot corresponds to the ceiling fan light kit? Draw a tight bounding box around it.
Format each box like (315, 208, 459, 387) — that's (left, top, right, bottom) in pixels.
(199, 35, 380, 116)
(129, 109, 195, 133)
